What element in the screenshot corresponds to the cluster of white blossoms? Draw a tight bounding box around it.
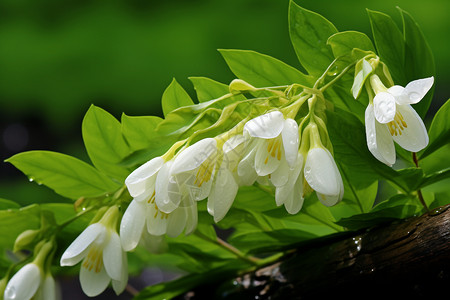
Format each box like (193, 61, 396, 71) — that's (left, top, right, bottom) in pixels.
(363, 75, 433, 166)
(4, 68, 433, 300)
(119, 108, 344, 253)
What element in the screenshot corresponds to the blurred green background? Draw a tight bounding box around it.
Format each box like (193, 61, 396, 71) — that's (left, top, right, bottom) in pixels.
(1, 0, 449, 206)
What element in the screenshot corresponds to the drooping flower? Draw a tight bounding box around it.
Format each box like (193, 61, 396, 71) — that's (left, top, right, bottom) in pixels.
(304, 147, 344, 207)
(4, 263, 42, 300)
(4, 240, 58, 300)
(121, 155, 198, 251)
(165, 138, 219, 209)
(207, 135, 246, 222)
(274, 152, 305, 214)
(60, 206, 128, 297)
(239, 111, 300, 186)
(366, 76, 433, 165)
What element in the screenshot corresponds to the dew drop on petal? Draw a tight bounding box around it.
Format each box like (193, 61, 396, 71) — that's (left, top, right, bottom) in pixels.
(409, 92, 421, 102)
(5, 286, 17, 299)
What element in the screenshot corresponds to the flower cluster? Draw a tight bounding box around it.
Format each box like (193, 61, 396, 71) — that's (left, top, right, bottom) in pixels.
(120, 108, 344, 251)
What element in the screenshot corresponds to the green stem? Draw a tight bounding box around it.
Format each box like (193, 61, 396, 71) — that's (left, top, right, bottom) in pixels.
(319, 62, 356, 93)
(194, 231, 260, 266)
(412, 152, 429, 212)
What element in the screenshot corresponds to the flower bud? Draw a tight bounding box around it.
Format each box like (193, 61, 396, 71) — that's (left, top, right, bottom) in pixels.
(13, 229, 40, 252)
(229, 79, 256, 94)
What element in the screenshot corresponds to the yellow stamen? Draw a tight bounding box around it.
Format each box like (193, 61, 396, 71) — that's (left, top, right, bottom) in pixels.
(82, 246, 103, 273)
(387, 111, 408, 136)
(147, 190, 156, 203)
(194, 159, 214, 187)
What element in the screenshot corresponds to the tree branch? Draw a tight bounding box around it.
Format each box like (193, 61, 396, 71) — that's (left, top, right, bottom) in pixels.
(180, 205, 450, 299)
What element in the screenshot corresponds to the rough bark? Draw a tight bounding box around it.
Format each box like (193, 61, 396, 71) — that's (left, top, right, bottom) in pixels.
(182, 205, 450, 299)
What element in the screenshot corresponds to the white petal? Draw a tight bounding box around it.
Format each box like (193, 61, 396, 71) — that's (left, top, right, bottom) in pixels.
(244, 111, 285, 139)
(275, 153, 303, 206)
(146, 205, 168, 236)
(170, 138, 217, 175)
(120, 199, 146, 252)
(254, 139, 282, 176)
(392, 104, 429, 152)
(209, 168, 239, 223)
(4, 263, 41, 300)
(402, 77, 434, 104)
(79, 260, 110, 297)
(365, 104, 396, 166)
(237, 147, 258, 186)
(284, 181, 304, 214)
(112, 251, 128, 295)
(103, 232, 123, 281)
(304, 148, 340, 197)
(155, 160, 180, 214)
(281, 118, 299, 167)
(184, 202, 198, 235)
(387, 85, 409, 105)
(60, 223, 104, 266)
(317, 192, 341, 207)
(125, 157, 164, 198)
(373, 92, 396, 123)
(166, 206, 187, 237)
(270, 157, 290, 187)
(223, 134, 246, 171)
(35, 275, 56, 300)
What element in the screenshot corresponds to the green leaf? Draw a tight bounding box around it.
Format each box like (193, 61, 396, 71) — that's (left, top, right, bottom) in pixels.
(82, 105, 131, 182)
(135, 264, 241, 300)
(420, 168, 450, 189)
(367, 9, 406, 84)
(121, 114, 164, 151)
(0, 205, 41, 254)
(336, 194, 420, 230)
(6, 151, 121, 199)
(219, 49, 313, 87)
(189, 77, 230, 103)
(161, 78, 195, 116)
(289, 1, 337, 76)
(420, 99, 450, 159)
(0, 198, 20, 210)
(399, 8, 435, 118)
(327, 31, 375, 59)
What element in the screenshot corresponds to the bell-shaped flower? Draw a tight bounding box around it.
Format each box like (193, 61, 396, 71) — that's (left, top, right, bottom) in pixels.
(4, 263, 42, 300)
(304, 147, 344, 207)
(4, 240, 58, 300)
(60, 206, 128, 297)
(274, 153, 305, 214)
(240, 111, 299, 185)
(160, 138, 219, 212)
(207, 135, 246, 222)
(367, 76, 433, 166)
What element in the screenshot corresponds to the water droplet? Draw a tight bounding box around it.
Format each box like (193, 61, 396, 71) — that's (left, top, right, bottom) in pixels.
(409, 92, 421, 102)
(5, 285, 17, 299)
(28, 177, 34, 182)
(304, 167, 311, 175)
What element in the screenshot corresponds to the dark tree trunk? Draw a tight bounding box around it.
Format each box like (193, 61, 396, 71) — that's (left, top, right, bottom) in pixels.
(182, 205, 450, 300)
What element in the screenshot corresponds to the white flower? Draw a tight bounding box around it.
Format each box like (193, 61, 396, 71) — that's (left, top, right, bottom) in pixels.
(121, 156, 198, 251)
(367, 77, 433, 165)
(207, 135, 246, 222)
(33, 274, 58, 300)
(239, 111, 300, 186)
(275, 153, 305, 214)
(60, 207, 128, 297)
(4, 263, 42, 300)
(165, 138, 218, 210)
(304, 147, 344, 207)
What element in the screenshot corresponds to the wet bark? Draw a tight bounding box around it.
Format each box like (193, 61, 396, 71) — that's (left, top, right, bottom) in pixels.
(182, 205, 450, 299)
